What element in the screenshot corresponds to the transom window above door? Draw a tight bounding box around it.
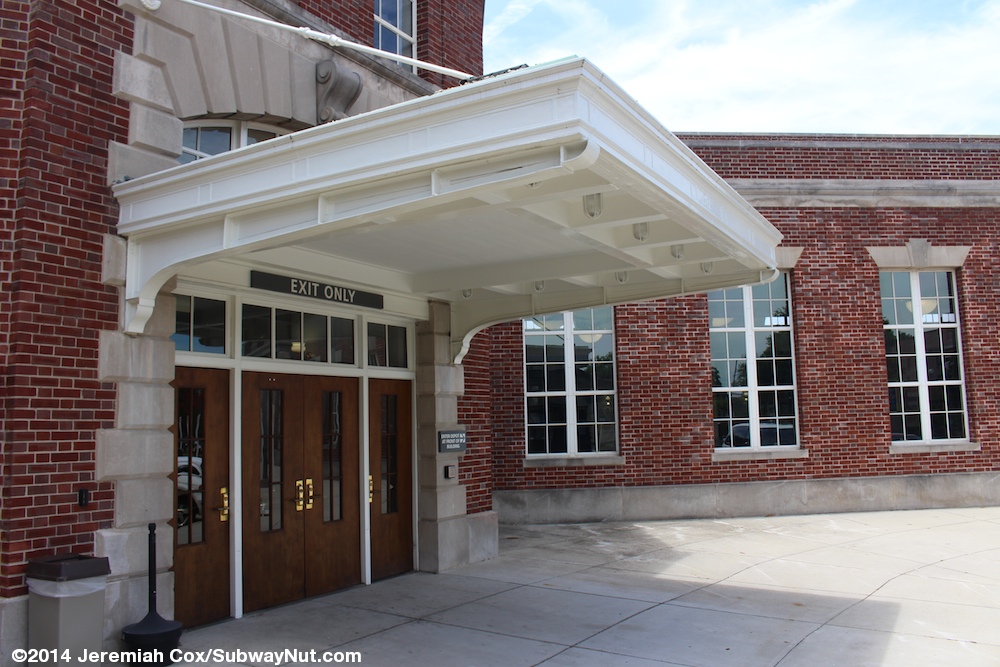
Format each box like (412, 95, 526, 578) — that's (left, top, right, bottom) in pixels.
(242, 304, 357, 365)
(172, 295, 411, 370)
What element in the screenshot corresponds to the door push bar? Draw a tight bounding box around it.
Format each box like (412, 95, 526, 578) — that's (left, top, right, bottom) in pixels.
(295, 479, 316, 512)
(214, 487, 230, 522)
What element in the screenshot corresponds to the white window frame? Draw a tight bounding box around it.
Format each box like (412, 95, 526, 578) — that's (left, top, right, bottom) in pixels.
(179, 120, 289, 163)
(237, 301, 385, 369)
(709, 273, 800, 451)
(172, 292, 231, 357)
(881, 270, 969, 444)
(374, 0, 417, 70)
(523, 308, 618, 457)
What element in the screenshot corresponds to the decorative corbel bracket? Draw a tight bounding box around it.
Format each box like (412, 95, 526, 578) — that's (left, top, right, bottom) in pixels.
(317, 60, 363, 123)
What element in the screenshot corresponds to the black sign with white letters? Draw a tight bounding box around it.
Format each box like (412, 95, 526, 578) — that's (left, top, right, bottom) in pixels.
(250, 271, 384, 310)
(438, 431, 467, 453)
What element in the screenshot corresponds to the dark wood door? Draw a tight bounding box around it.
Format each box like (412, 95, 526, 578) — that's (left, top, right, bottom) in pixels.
(303, 375, 361, 595)
(242, 372, 305, 612)
(173, 367, 231, 627)
(369, 378, 414, 581)
(242, 372, 361, 612)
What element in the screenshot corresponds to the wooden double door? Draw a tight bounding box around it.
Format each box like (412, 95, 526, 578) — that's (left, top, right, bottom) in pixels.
(241, 373, 413, 612)
(173, 368, 413, 623)
(173, 367, 231, 628)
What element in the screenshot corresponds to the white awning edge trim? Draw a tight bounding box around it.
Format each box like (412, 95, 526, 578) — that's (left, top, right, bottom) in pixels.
(449, 268, 780, 363)
(114, 58, 783, 339)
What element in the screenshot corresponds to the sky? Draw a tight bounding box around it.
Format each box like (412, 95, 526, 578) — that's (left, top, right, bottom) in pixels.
(481, 0, 1000, 135)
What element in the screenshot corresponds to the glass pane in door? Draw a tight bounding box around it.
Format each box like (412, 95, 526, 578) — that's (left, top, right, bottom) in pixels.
(176, 387, 206, 546)
(260, 389, 283, 531)
(322, 391, 342, 522)
(380, 395, 398, 514)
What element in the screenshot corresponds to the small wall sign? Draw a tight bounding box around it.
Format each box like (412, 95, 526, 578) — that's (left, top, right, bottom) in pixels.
(438, 430, 467, 453)
(251, 270, 384, 310)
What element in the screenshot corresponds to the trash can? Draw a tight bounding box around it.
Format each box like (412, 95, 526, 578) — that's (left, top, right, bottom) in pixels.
(27, 554, 111, 663)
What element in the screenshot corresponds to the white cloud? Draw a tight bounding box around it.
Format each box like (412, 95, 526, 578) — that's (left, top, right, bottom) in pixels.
(483, 0, 543, 44)
(482, 0, 1000, 134)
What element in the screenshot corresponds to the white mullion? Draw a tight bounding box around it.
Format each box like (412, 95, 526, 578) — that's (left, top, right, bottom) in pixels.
(409, 0, 416, 61)
(784, 279, 800, 445)
(910, 272, 933, 440)
(563, 312, 578, 455)
(743, 286, 762, 448)
(949, 273, 971, 435)
(374, 16, 411, 40)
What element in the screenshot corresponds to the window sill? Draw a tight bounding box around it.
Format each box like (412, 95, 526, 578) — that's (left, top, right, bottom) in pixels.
(890, 441, 980, 454)
(712, 447, 809, 462)
(523, 454, 625, 468)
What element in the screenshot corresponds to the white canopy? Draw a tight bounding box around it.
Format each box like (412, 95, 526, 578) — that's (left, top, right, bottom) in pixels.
(114, 57, 781, 361)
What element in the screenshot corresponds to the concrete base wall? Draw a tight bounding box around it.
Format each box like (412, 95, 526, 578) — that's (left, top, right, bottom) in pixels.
(0, 596, 28, 667)
(495, 472, 1000, 524)
(419, 510, 499, 573)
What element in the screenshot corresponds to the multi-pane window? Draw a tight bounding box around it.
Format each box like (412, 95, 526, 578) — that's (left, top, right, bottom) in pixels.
(241, 304, 356, 365)
(177, 299, 409, 369)
(374, 0, 415, 62)
(710, 274, 798, 448)
(881, 271, 967, 442)
(179, 122, 283, 164)
(367, 323, 409, 368)
(524, 307, 617, 456)
(173, 295, 227, 354)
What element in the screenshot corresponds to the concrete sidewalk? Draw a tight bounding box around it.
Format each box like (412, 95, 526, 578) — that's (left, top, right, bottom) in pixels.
(177, 507, 1000, 666)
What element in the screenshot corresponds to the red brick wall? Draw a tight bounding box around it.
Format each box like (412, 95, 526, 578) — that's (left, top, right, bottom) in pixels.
(416, 0, 484, 87)
(457, 330, 491, 513)
(679, 134, 1000, 180)
(296, 0, 371, 44)
(295, 0, 484, 86)
(472, 138, 1000, 499)
(0, 0, 487, 598)
(0, 0, 129, 597)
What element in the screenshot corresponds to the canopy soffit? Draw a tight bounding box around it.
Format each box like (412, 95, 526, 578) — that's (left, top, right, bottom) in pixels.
(114, 57, 782, 361)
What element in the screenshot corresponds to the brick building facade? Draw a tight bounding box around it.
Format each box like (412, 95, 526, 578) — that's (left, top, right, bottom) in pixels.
(1, 0, 488, 653)
(1, 0, 997, 658)
(463, 135, 1000, 523)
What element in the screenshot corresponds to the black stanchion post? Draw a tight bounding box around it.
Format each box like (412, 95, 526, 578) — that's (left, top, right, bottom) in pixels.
(121, 523, 183, 664)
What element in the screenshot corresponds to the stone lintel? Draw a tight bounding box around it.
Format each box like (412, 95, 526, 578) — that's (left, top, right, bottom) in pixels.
(116, 383, 175, 430)
(730, 178, 1000, 208)
(99, 331, 175, 384)
(102, 234, 127, 286)
(115, 478, 173, 527)
(96, 429, 174, 481)
(96, 524, 173, 581)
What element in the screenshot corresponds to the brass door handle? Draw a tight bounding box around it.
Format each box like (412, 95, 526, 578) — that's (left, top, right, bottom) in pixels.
(295, 479, 305, 512)
(214, 486, 230, 522)
(305, 478, 314, 510)
(368, 475, 374, 504)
